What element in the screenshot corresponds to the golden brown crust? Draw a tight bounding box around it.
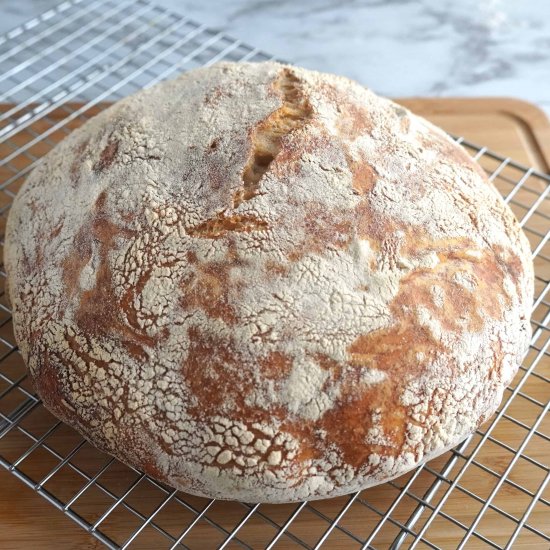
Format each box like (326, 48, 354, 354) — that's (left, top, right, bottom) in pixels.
(4, 62, 533, 503)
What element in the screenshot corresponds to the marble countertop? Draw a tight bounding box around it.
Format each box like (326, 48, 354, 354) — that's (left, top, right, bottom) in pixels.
(2, 0, 550, 117)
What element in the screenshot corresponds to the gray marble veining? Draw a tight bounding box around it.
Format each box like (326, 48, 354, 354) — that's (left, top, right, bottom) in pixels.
(0, 0, 549, 116)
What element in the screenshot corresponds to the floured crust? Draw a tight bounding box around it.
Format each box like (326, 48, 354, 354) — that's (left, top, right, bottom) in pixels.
(4, 62, 533, 503)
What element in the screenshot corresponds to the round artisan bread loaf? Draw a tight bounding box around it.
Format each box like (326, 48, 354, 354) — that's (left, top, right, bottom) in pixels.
(5, 62, 533, 503)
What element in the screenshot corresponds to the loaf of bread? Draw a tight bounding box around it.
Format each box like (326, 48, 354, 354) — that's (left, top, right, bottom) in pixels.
(5, 62, 533, 503)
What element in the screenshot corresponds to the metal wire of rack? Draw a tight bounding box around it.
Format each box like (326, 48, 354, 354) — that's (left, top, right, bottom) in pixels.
(0, 0, 548, 548)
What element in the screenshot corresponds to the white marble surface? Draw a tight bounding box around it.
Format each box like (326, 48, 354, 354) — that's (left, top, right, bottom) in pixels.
(1, 0, 550, 116)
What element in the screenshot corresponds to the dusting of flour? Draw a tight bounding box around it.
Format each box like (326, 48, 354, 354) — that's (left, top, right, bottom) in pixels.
(4, 62, 533, 503)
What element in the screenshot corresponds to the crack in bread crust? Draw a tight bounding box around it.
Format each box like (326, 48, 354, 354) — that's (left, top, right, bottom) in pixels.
(235, 68, 313, 207)
(187, 212, 268, 238)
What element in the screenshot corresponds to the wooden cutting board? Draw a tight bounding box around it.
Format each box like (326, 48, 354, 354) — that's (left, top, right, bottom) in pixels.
(0, 98, 549, 550)
(398, 97, 550, 172)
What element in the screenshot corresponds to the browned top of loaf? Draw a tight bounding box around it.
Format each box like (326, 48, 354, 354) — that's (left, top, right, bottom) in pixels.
(4, 62, 533, 503)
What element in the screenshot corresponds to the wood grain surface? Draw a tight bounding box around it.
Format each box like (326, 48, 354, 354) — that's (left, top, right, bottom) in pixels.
(399, 97, 550, 172)
(0, 97, 549, 550)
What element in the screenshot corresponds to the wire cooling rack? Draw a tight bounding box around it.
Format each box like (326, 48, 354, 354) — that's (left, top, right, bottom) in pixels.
(0, 0, 548, 548)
